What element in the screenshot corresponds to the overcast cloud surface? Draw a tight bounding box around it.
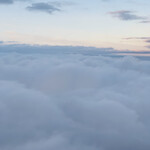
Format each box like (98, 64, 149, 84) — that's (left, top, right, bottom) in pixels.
(0, 46, 150, 150)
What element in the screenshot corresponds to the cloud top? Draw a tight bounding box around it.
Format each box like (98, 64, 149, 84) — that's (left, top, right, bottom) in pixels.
(0, 46, 150, 150)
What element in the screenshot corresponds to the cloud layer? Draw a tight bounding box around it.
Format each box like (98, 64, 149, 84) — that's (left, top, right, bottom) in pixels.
(0, 45, 150, 150)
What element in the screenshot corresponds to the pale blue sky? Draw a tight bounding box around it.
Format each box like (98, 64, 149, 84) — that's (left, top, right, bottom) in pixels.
(0, 0, 150, 51)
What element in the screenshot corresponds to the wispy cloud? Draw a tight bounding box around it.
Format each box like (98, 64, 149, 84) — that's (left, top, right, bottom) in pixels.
(145, 40, 150, 43)
(109, 10, 145, 20)
(124, 37, 150, 43)
(145, 45, 150, 49)
(124, 37, 150, 49)
(109, 10, 150, 23)
(124, 37, 150, 40)
(26, 2, 61, 14)
(140, 20, 150, 23)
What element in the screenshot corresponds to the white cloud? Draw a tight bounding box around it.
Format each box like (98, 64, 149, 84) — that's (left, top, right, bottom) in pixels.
(0, 45, 150, 150)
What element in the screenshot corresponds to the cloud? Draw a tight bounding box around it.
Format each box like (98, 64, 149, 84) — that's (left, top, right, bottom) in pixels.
(124, 37, 150, 40)
(145, 40, 150, 43)
(123, 37, 150, 49)
(140, 20, 150, 23)
(123, 37, 150, 46)
(0, 43, 117, 55)
(145, 45, 150, 49)
(26, 2, 61, 14)
(0, 41, 4, 44)
(0, 44, 150, 150)
(0, 0, 13, 4)
(109, 10, 150, 23)
(0, 0, 29, 4)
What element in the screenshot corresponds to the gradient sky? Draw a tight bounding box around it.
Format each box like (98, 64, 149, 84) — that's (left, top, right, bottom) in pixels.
(0, 0, 150, 51)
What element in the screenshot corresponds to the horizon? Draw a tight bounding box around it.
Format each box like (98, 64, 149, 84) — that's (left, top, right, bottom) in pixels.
(0, 0, 150, 51)
(1, 1, 150, 150)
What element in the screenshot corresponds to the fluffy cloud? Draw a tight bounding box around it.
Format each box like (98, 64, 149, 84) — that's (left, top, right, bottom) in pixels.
(0, 45, 150, 150)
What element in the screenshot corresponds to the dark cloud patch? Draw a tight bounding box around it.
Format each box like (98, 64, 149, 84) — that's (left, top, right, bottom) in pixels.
(140, 20, 150, 23)
(0, 0, 13, 4)
(109, 10, 146, 21)
(26, 2, 61, 14)
(108, 10, 150, 23)
(0, 0, 29, 4)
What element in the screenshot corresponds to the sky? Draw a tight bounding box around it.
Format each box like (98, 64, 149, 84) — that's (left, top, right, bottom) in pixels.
(0, 0, 150, 51)
(1, 1, 150, 149)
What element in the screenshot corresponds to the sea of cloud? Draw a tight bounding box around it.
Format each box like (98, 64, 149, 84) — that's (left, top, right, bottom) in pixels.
(0, 45, 150, 150)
